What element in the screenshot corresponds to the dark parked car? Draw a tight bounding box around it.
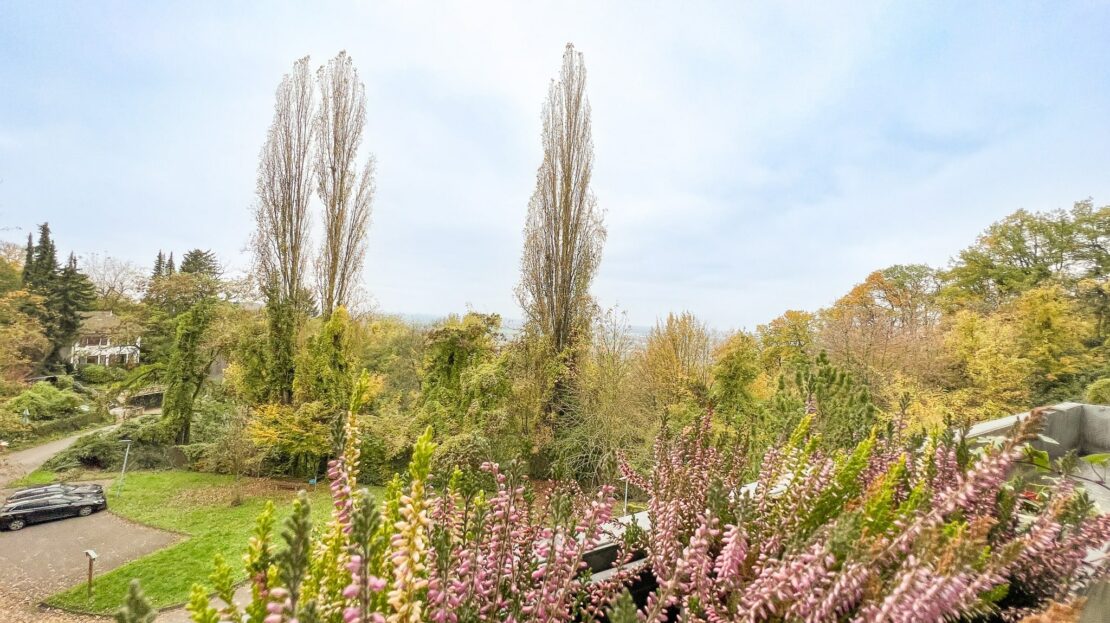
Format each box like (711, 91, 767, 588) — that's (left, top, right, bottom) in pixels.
(1, 492, 108, 531)
(5, 483, 104, 503)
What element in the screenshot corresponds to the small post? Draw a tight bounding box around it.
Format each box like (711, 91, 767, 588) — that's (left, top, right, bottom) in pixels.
(116, 439, 133, 497)
(85, 550, 98, 597)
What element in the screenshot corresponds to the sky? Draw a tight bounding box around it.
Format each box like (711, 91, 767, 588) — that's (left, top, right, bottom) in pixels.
(2, 2, 1109, 331)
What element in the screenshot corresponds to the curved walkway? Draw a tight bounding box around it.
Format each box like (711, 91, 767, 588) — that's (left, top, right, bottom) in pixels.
(0, 427, 115, 487)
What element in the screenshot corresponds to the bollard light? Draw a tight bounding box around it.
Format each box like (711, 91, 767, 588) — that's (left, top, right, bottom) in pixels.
(85, 550, 98, 597)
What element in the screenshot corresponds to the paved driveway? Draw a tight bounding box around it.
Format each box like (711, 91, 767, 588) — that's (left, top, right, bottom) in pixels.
(1, 426, 177, 622)
(0, 508, 179, 597)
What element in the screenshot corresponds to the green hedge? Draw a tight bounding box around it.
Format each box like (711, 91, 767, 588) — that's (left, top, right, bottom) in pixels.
(77, 364, 127, 385)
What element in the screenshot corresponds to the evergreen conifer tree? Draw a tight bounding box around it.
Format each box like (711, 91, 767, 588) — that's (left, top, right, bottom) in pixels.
(165, 252, 175, 274)
(20, 232, 33, 286)
(151, 251, 165, 280)
(179, 249, 219, 277)
(26, 222, 59, 291)
(47, 253, 96, 358)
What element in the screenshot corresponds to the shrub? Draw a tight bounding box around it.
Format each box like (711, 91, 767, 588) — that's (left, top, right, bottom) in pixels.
(44, 415, 170, 471)
(77, 364, 126, 385)
(1087, 378, 1110, 405)
(28, 410, 110, 438)
(126, 403, 1109, 623)
(0, 409, 30, 442)
(5, 381, 84, 421)
(431, 431, 491, 475)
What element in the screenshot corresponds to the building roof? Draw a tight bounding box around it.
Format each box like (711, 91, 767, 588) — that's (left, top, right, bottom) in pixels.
(78, 311, 125, 335)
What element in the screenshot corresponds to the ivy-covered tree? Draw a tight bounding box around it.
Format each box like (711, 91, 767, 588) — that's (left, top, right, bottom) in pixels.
(162, 299, 215, 444)
(416, 313, 508, 435)
(294, 307, 352, 406)
(265, 295, 299, 404)
(711, 329, 763, 421)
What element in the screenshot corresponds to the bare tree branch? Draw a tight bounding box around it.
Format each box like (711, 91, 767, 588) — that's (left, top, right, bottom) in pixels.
(253, 56, 316, 308)
(314, 51, 375, 317)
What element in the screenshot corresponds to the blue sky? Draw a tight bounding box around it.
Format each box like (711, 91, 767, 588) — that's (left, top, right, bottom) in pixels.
(2, 2, 1109, 330)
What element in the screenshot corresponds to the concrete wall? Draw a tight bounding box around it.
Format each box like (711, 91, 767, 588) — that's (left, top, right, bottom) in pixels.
(966, 402, 1109, 458)
(1082, 404, 1110, 454)
(967, 403, 1110, 622)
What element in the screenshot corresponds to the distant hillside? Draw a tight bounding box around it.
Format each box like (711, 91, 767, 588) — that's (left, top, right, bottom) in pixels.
(388, 311, 653, 343)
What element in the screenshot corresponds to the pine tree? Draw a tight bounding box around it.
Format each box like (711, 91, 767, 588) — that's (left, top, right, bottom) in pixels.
(165, 252, 175, 274)
(20, 232, 33, 286)
(179, 249, 219, 277)
(26, 222, 59, 291)
(795, 351, 876, 450)
(151, 251, 165, 280)
(48, 253, 96, 358)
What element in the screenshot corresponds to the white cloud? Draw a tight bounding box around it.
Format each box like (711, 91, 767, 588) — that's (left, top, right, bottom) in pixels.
(2, 2, 1109, 329)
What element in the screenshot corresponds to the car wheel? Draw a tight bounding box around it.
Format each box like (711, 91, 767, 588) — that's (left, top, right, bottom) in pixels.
(78, 506, 93, 517)
(7, 519, 25, 531)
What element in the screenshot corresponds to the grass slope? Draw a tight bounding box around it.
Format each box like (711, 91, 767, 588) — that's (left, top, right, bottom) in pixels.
(46, 471, 378, 615)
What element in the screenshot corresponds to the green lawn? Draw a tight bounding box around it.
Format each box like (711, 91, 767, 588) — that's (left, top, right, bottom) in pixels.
(8, 465, 106, 487)
(45, 470, 379, 615)
(8, 467, 62, 487)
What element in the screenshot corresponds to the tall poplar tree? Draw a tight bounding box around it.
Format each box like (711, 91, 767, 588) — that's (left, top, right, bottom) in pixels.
(253, 56, 316, 403)
(516, 43, 606, 428)
(314, 51, 375, 318)
(517, 44, 605, 356)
